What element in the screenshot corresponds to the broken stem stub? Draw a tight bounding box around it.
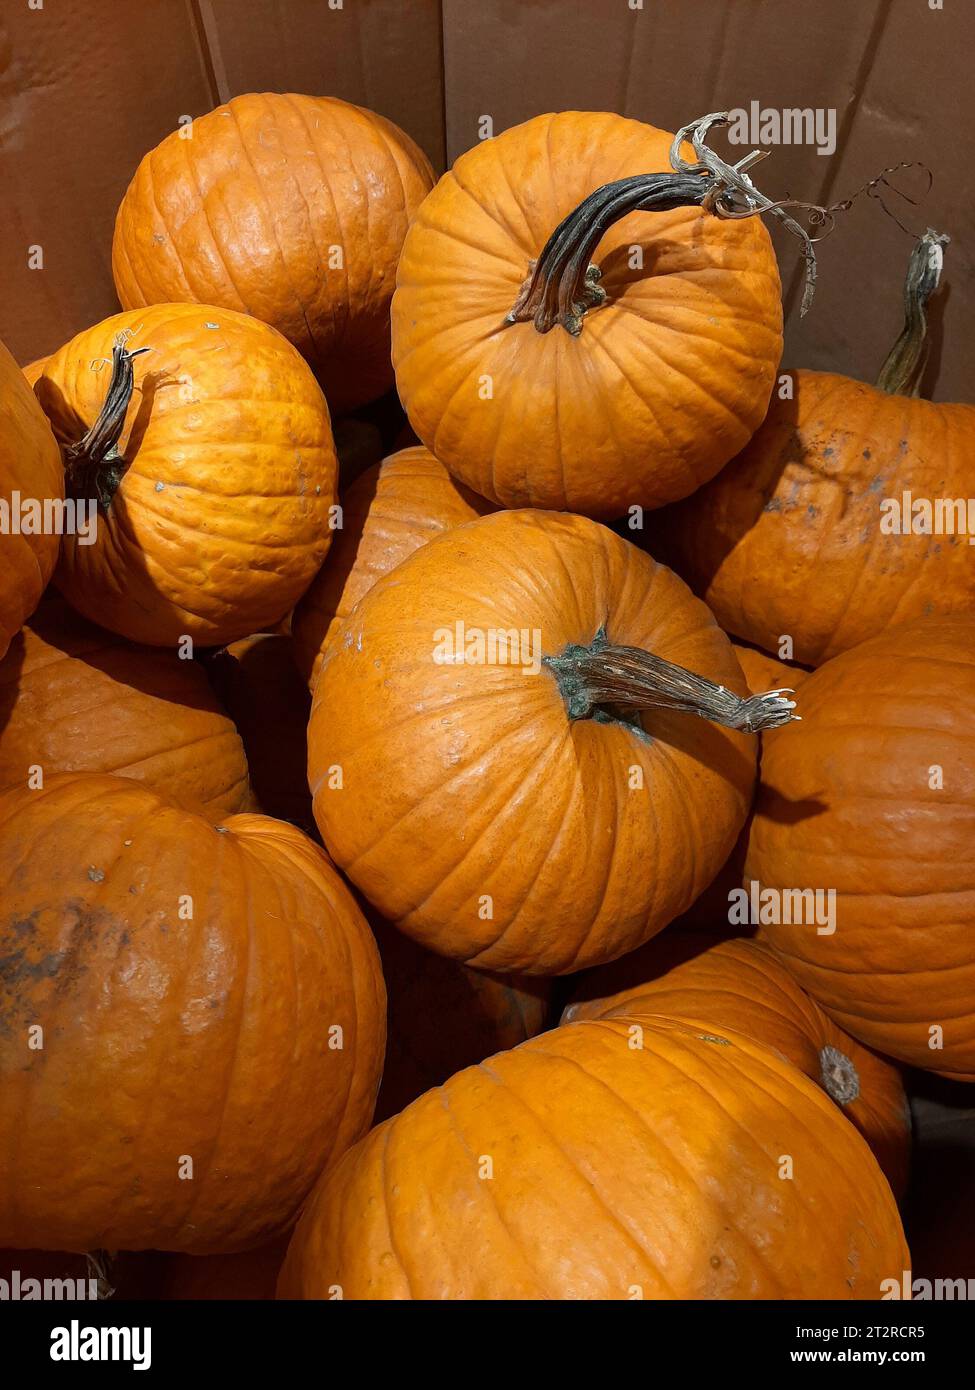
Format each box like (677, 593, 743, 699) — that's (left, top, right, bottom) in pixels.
(876, 228, 949, 398)
(506, 111, 827, 336)
(64, 338, 150, 510)
(545, 628, 798, 735)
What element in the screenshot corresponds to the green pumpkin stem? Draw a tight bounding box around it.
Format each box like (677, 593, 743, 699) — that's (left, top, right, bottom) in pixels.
(875, 228, 949, 398)
(506, 111, 830, 336)
(64, 338, 150, 510)
(545, 629, 798, 734)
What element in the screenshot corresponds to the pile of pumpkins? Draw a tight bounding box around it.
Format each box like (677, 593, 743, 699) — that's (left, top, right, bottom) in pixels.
(1, 94, 972, 1302)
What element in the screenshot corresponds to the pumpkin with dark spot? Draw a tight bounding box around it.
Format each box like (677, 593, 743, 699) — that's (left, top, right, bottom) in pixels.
(0, 773, 385, 1253)
(654, 232, 975, 664)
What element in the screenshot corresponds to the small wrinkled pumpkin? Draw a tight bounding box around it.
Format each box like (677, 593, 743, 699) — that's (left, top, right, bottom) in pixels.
(371, 916, 551, 1122)
(205, 632, 314, 833)
(392, 111, 783, 519)
(292, 446, 493, 689)
(564, 933, 909, 1196)
(657, 231, 975, 664)
(35, 305, 336, 647)
(0, 337, 64, 661)
(309, 509, 798, 974)
(0, 773, 385, 1254)
(748, 615, 975, 1078)
(0, 595, 250, 816)
(112, 93, 434, 415)
(278, 1013, 909, 1299)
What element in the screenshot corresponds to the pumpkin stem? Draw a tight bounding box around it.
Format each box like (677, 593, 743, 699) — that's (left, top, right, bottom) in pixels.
(64, 336, 151, 510)
(545, 628, 798, 734)
(819, 1044, 860, 1106)
(506, 111, 831, 336)
(875, 228, 949, 397)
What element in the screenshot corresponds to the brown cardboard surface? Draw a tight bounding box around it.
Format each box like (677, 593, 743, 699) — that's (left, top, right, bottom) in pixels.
(199, 0, 444, 171)
(0, 0, 443, 367)
(0, 0, 971, 403)
(442, 0, 971, 404)
(778, 0, 975, 401)
(0, 0, 216, 364)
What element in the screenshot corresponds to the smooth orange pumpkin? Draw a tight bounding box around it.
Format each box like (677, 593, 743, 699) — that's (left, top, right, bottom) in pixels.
(748, 615, 975, 1077)
(392, 111, 783, 519)
(0, 596, 250, 816)
(112, 93, 434, 415)
(205, 633, 314, 833)
(22, 356, 49, 388)
(0, 337, 64, 662)
(35, 305, 336, 647)
(371, 916, 551, 1122)
(309, 509, 797, 974)
(292, 446, 493, 689)
(278, 1013, 908, 1299)
(0, 773, 385, 1253)
(564, 933, 909, 1196)
(657, 231, 975, 664)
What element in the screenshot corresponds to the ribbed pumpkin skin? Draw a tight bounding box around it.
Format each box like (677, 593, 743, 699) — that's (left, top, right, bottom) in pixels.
(292, 446, 493, 689)
(37, 305, 336, 647)
(392, 111, 782, 520)
(732, 642, 809, 697)
(747, 616, 975, 1077)
(0, 338, 64, 661)
(112, 94, 434, 415)
(372, 917, 551, 1122)
(309, 510, 755, 974)
(0, 597, 250, 816)
(278, 1015, 909, 1299)
(207, 633, 313, 833)
(671, 646, 807, 932)
(0, 774, 385, 1253)
(564, 935, 909, 1197)
(659, 371, 975, 665)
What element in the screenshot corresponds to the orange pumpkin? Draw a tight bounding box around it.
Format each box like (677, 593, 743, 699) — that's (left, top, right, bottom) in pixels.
(35, 305, 336, 647)
(112, 94, 434, 415)
(0, 773, 385, 1253)
(292, 446, 493, 689)
(564, 933, 909, 1196)
(278, 1013, 908, 1299)
(392, 111, 783, 519)
(671, 643, 808, 932)
(748, 615, 975, 1077)
(670, 642, 806, 928)
(371, 917, 551, 1122)
(732, 641, 809, 697)
(22, 356, 50, 388)
(205, 633, 314, 833)
(0, 337, 64, 662)
(309, 509, 797, 974)
(0, 595, 250, 816)
(657, 231, 975, 664)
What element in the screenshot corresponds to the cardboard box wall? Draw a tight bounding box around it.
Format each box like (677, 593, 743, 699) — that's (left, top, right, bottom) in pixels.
(1, 0, 971, 402)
